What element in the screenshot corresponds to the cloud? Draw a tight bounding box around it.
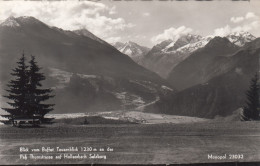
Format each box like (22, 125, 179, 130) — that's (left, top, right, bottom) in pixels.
(232, 20, 260, 32)
(106, 36, 122, 43)
(135, 35, 147, 39)
(230, 17, 244, 23)
(214, 21, 260, 37)
(213, 25, 232, 37)
(109, 6, 117, 15)
(230, 12, 258, 24)
(0, 1, 134, 43)
(142, 12, 150, 17)
(151, 26, 193, 44)
(214, 12, 260, 36)
(245, 12, 257, 19)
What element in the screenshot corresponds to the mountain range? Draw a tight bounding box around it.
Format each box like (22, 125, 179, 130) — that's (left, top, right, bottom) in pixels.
(139, 32, 255, 79)
(0, 16, 171, 114)
(0, 16, 259, 119)
(109, 30, 258, 119)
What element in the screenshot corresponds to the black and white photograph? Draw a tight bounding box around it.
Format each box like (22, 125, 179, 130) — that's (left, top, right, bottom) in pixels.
(0, 0, 259, 165)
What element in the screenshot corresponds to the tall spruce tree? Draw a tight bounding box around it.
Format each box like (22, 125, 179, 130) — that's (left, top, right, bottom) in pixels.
(241, 73, 260, 121)
(2, 54, 54, 123)
(27, 55, 54, 118)
(2, 53, 30, 118)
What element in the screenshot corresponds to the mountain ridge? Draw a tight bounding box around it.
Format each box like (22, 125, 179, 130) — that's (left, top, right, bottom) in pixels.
(112, 41, 150, 64)
(74, 29, 108, 45)
(140, 32, 255, 78)
(145, 38, 260, 118)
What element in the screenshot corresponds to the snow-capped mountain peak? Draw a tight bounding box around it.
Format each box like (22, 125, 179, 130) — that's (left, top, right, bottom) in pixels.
(155, 32, 255, 55)
(162, 34, 203, 52)
(154, 34, 210, 54)
(164, 34, 202, 52)
(117, 41, 147, 56)
(112, 41, 150, 64)
(175, 35, 213, 53)
(142, 35, 214, 78)
(0, 16, 20, 27)
(1, 16, 48, 28)
(226, 31, 256, 47)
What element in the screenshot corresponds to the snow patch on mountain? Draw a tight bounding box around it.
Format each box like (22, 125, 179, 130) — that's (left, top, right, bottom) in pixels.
(112, 41, 150, 64)
(175, 36, 213, 53)
(0, 16, 20, 27)
(226, 31, 256, 47)
(160, 35, 212, 54)
(117, 41, 149, 57)
(155, 32, 255, 55)
(123, 47, 133, 55)
(163, 34, 203, 52)
(162, 41, 175, 52)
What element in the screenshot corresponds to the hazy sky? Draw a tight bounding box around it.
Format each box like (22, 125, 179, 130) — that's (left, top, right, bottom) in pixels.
(0, 0, 259, 47)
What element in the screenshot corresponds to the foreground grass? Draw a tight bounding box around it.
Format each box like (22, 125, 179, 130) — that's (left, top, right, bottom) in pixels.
(0, 121, 259, 164)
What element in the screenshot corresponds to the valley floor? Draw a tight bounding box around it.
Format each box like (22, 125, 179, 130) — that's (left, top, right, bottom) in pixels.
(0, 121, 259, 165)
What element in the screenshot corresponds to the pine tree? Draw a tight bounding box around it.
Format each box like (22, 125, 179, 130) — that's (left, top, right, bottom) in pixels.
(241, 73, 260, 121)
(27, 55, 54, 119)
(1, 54, 54, 125)
(2, 53, 29, 119)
